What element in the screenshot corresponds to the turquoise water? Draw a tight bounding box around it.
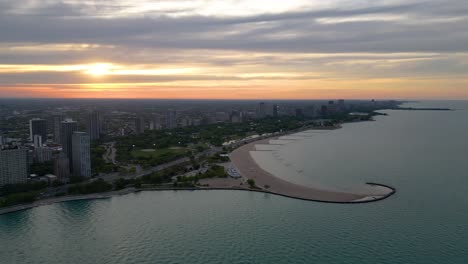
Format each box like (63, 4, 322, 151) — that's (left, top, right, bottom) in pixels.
(1, 101, 468, 264)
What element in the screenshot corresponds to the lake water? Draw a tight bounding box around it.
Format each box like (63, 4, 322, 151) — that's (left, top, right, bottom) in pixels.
(1, 101, 468, 264)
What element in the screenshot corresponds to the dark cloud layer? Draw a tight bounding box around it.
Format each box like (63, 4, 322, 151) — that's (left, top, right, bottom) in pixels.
(0, 0, 467, 99)
(0, 0, 467, 53)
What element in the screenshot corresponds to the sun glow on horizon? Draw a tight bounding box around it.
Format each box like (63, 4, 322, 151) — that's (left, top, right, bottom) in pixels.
(84, 63, 114, 77)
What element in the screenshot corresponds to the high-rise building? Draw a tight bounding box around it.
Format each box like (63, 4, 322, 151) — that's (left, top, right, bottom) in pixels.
(0, 148, 28, 186)
(60, 119, 78, 161)
(150, 115, 161, 130)
(134, 117, 145, 135)
(272, 104, 279, 117)
(72, 132, 91, 177)
(29, 118, 47, 141)
(166, 110, 177, 129)
(34, 147, 53, 163)
(338, 99, 346, 112)
(320, 105, 328, 116)
(54, 152, 70, 182)
(230, 110, 241, 123)
(87, 111, 101, 141)
(257, 102, 266, 118)
(328, 100, 337, 114)
(33, 134, 43, 148)
(100, 119, 109, 136)
(215, 112, 229, 122)
(52, 114, 63, 143)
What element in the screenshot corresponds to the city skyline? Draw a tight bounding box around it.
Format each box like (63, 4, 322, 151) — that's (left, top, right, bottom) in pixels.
(1, 0, 467, 100)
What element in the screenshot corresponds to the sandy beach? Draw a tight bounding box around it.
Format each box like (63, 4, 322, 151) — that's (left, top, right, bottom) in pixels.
(230, 137, 395, 203)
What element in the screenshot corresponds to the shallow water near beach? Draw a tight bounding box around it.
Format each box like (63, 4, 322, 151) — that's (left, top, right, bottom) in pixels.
(1, 101, 468, 264)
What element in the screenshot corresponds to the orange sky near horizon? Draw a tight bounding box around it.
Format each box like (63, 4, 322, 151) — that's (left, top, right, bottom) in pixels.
(3, 77, 467, 100)
(1, 0, 467, 100)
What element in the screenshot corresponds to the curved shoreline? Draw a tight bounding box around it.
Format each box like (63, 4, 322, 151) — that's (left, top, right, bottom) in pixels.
(0, 182, 396, 216)
(0, 127, 396, 216)
(229, 136, 396, 203)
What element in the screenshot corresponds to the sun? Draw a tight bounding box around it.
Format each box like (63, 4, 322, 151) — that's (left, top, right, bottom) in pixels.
(85, 63, 113, 76)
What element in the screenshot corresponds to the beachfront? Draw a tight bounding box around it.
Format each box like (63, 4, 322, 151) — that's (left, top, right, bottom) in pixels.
(229, 136, 395, 203)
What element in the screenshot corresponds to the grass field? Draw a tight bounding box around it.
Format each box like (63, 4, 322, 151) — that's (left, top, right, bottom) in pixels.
(131, 148, 187, 159)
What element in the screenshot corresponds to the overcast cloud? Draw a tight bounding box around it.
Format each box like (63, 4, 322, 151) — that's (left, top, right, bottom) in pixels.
(0, 0, 467, 99)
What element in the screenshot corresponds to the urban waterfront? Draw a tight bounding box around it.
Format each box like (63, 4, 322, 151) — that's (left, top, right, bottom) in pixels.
(1, 101, 468, 264)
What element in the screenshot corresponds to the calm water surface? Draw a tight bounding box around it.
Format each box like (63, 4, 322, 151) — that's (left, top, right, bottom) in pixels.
(1, 101, 468, 264)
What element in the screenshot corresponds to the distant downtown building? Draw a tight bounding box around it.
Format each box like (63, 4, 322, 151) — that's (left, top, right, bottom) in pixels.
(134, 117, 145, 135)
(88, 111, 101, 141)
(72, 132, 91, 177)
(166, 110, 177, 129)
(52, 114, 63, 143)
(257, 102, 266, 118)
(0, 148, 28, 186)
(272, 104, 279, 117)
(338, 99, 346, 111)
(150, 115, 162, 130)
(215, 112, 229, 122)
(29, 118, 47, 141)
(60, 119, 78, 161)
(304, 105, 316, 118)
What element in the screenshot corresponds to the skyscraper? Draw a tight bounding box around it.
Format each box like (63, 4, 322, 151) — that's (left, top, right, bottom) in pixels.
(320, 105, 328, 116)
(134, 117, 145, 135)
(60, 119, 78, 161)
(257, 102, 266, 118)
(338, 99, 346, 112)
(87, 111, 101, 141)
(272, 104, 279, 117)
(72, 132, 91, 178)
(52, 114, 63, 143)
(166, 110, 177, 129)
(328, 100, 337, 114)
(0, 147, 28, 186)
(29, 118, 47, 141)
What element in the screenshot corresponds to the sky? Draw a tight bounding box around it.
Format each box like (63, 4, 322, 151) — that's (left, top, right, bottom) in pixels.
(0, 0, 467, 99)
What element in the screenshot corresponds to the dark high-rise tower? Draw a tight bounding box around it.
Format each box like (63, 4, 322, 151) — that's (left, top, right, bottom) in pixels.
(134, 117, 145, 135)
(52, 114, 63, 143)
(87, 111, 101, 141)
(257, 102, 266, 118)
(29, 118, 47, 141)
(165, 110, 177, 129)
(0, 147, 28, 186)
(60, 119, 78, 161)
(72, 132, 91, 178)
(272, 104, 279, 117)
